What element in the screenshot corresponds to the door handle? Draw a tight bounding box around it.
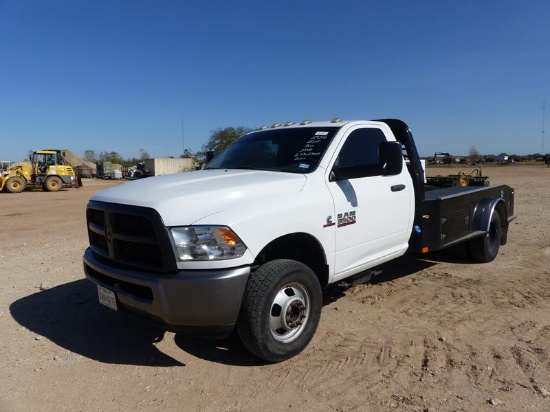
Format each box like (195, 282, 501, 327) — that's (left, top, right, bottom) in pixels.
(391, 184, 406, 192)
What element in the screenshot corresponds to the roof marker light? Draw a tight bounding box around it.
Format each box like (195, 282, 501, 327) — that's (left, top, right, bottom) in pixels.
(300, 120, 312, 125)
(284, 121, 295, 126)
(331, 118, 342, 123)
(271, 123, 282, 128)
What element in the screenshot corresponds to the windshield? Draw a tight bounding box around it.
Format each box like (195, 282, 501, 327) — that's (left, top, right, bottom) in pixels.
(205, 127, 340, 173)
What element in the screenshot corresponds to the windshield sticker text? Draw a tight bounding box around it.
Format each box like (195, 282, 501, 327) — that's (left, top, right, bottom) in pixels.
(294, 132, 330, 161)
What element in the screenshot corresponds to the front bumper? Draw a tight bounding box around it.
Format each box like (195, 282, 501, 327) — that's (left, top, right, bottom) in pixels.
(83, 248, 250, 338)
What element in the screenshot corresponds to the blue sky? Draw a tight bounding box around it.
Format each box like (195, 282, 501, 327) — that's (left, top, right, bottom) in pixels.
(1, 0, 549, 162)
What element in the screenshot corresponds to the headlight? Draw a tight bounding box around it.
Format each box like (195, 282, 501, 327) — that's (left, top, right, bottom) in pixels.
(170, 226, 247, 261)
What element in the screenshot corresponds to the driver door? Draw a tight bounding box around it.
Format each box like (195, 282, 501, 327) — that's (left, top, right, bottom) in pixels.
(327, 126, 413, 281)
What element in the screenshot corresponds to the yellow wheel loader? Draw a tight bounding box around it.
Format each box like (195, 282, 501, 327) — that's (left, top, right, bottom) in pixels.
(0, 150, 76, 193)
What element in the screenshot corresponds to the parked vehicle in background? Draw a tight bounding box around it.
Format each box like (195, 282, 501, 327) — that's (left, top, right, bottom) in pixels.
(0, 150, 76, 193)
(132, 162, 151, 179)
(494, 153, 511, 165)
(429, 152, 455, 164)
(426, 168, 490, 187)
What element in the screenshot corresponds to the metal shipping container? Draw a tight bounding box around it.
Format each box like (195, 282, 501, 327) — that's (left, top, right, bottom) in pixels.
(144, 158, 195, 176)
(96, 162, 112, 179)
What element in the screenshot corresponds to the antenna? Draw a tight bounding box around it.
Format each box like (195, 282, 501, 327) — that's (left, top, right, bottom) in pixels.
(543, 101, 546, 154)
(181, 114, 185, 157)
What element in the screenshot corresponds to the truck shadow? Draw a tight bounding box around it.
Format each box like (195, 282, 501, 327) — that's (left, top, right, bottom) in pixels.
(322, 254, 437, 304)
(173, 333, 267, 366)
(9, 279, 184, 367)
(10, 252, 470, 368)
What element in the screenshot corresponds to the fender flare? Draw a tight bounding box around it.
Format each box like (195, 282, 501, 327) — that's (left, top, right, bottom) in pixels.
(472, 197, 509, 245)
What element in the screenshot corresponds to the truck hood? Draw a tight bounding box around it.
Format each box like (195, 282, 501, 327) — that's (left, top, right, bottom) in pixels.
(91, 169, 307, 225)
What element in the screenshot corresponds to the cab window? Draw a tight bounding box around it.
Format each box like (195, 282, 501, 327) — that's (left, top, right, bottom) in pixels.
(335, 128, 387, 174)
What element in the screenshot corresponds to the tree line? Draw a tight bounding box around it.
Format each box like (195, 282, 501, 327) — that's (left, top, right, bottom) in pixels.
(80, 128, 550, 167)
(82, 127, 252, 166)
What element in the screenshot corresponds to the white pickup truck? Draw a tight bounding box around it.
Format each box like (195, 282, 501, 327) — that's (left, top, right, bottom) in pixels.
(83, 119, 515, 362)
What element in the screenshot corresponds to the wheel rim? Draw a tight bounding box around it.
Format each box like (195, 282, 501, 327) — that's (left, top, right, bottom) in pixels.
(269, 282, 310, 343)
(47, 178, 61, 190)
(9, 178, 23, 191)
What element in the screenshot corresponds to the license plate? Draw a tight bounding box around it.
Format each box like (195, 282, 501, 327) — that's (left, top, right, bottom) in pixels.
(98, 285, 118, 311)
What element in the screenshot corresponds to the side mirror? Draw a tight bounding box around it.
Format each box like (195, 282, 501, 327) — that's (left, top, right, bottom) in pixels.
(379, 141, 403, 176)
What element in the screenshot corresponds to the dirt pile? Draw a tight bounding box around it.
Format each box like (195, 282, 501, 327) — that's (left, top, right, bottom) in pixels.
(62, 149, 96, 174)
(61, 149, 92, 167)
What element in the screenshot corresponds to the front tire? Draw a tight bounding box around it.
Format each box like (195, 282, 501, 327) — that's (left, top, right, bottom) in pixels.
(43, 176, 62, 192)
(6, 176, 25, 193)
(469, 212, 502, 262)
(237, 259, 322, 363)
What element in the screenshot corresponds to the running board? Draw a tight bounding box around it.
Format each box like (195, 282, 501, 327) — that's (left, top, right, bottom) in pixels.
(337, 269, 383, 288)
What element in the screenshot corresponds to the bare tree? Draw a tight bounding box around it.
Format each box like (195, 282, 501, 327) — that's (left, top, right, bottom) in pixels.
(83, 149, 97, 163)
(468, 146, 480, 164)
(139, 148, 150, 161)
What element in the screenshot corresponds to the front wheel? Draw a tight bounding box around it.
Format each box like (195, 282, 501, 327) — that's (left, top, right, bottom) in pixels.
(469, 212, 502, 262)
(6, 176, 26, 193)
(237, 259, 322, 363)
(43, 176, 62, 192)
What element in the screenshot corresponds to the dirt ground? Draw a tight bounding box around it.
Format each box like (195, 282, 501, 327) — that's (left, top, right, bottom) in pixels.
(1, 165, 549, 412)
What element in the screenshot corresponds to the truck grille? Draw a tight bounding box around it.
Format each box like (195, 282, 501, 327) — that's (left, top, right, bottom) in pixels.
(86, 200, 177, 273)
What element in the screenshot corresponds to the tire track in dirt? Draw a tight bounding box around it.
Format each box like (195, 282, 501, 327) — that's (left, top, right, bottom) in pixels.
(247, 254, 550, 410)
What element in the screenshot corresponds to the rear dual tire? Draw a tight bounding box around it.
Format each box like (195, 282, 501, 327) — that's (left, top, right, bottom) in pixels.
(469, 212, 502, 262)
